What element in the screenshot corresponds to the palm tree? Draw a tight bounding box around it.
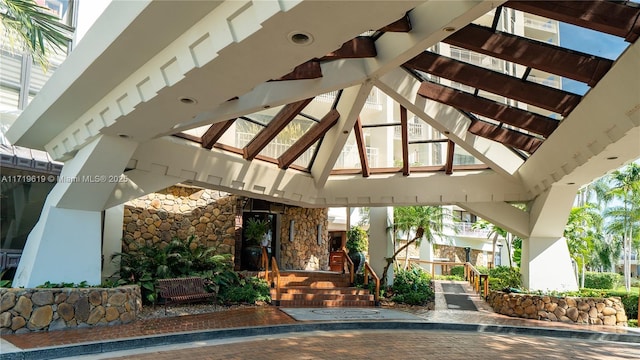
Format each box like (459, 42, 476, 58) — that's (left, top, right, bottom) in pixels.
(381, 206, 452, 287)
(0, 0, 72, 69)
(605, 163, 640, 291)
(564, 204, 603, 287)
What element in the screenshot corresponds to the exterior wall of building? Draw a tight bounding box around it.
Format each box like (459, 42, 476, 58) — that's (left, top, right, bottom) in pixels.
(280, 207, 330, 271)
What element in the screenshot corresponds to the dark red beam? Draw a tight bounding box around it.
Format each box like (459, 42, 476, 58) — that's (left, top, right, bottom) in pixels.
(278, 109, 340, 169)
(405, 51, 581, 116)
(506, 0, 640, 43)
(378, 12, 412, 32)
(243, 98, 313, 160)
(445, 140, 455, 175)
(468, 120, 543, 153)
(201, 119, 235, 149)
(400, 106, 410, 176)
(417, 81, 559, 137)
(354, 117, 370, 177)
(320, 37, 377, 61)
(273, 61, 322, 81)
(443, 23, 613, 86)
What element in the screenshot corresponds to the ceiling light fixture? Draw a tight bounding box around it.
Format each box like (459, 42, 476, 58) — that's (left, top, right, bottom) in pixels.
(443, 26, 456, 32)
(117, 133, 130, 139)
(288, 31, 314, 46)
(606, 156, 619, 160)
(179, 97, 197, 104)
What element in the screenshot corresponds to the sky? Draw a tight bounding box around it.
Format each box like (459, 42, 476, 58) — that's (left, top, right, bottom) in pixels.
(558, 23, 630, 95)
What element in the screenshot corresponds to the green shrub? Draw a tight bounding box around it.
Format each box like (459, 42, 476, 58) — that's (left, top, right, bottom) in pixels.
(583, 272, 621, 290)
(346, 226, 368, 253)
(488, 266, 521, 291)
(112, 235, 236, 304)
(434, 274, 464, 281)
(449, 266, 464, 278)
(391, 266, 434, 305)
(219, 275, 270, 304)
(629, 319, 638, 328)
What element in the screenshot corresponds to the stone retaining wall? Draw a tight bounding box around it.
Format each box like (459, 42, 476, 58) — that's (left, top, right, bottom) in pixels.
(487, 291, 627, 326)
(0, 286, 141, 334)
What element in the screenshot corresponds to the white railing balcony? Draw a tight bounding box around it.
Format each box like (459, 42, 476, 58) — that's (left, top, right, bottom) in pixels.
(524, 17, 558, 33)
(394, 123, 424, 140)
(453, 222, 491, 238)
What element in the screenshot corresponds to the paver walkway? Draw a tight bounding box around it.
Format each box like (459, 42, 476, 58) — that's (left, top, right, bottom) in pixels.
(1, 280, 639, 359)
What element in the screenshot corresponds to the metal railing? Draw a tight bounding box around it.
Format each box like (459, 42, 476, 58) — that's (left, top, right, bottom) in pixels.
(402, 258, 465, 276)
(271, 256, 281, 303)
(464, 262, 489, 299)
(261, 246, 269, 283)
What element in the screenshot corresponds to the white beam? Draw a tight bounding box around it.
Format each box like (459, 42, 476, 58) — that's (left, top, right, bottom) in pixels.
(457, 201, 530, 239)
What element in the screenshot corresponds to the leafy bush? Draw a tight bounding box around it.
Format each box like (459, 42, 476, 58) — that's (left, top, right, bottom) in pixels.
(346, 226, 368, 253)
(583, 272, 621, 289)
(488, 266, 522, 291)
(219, 275, 270, 304)
(449, 266, 465, 278)
(390, 266, 434, 305)
(434, 274, 464, 281)
(112, 235, 236, 304)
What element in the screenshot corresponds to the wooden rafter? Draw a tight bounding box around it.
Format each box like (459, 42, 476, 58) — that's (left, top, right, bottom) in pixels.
(468, 120, 543, 154)
(405, 51, 582, 116)
(445, 140, 455, 175)
(443, 24, 613, 86)
(202, 119, 235, 149)
(378, 12, 412, 32)
(243, 98, 313, 160)
(417, 81, 559, 137)
(505, 0, 640, 43)
(353, 117, 370, 177)
(278, 109, 340, 169)
(273, 61, 322, 81)
(319, 37, 377, 61)
(400, 106, 410, 176)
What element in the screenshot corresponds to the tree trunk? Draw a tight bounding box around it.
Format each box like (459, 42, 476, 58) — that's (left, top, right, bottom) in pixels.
(381, 237, 421, 288)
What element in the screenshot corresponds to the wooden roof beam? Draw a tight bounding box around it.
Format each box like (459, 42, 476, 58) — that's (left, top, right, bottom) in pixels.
(243, 98, 313, 160)
(273, 61, 322, 81)
(405, 51, 582, 116)
(320, 37, 377, 61)
(201, 119, 235, 149)
(417, 81, 559, 137)
(278, 109, 340, 169)
(378, 12, 412, 32)
(443, 23, 613, 86)
(354, 117, 370, 177)
(400, 105, 410, 176)
(445, 140, 455, 175)
(505, 0, 640, 43)
(468, 120, 543, 154)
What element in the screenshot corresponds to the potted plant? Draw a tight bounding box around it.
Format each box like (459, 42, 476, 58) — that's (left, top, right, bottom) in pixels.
(242, 217, 270, 270)
(346, 226, 368, 273)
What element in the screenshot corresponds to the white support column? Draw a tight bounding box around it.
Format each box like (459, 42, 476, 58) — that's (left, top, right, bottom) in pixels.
(521, 185, 579, 291)
(102, 204, 125, 282)
(369, 207, 394, 285)
(521, 236, 577, 291)
(13, 135, 137, 287)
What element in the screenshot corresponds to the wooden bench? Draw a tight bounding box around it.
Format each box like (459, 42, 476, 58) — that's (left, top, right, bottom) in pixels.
(156, 277, 216, 313)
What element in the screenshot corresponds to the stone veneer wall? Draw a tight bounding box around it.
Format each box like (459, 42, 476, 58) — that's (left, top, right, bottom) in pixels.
(0, 286, 141, 334)
(487, 291, 628, 327)
(122, 186, 237, 255)
(434, 244, 487, 266)
(280, 207, 329, 270)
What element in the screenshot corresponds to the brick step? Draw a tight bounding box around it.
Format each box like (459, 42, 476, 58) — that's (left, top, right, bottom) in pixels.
(277, 299, 375, 308)
(278, 287, 370, 295)
(274, 293, 374, 301)
(277, 281, 352, 288)
(278, 274, 350, 282)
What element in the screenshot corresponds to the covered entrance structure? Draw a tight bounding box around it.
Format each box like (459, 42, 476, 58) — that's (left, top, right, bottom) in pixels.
(6, 1, 640, 290)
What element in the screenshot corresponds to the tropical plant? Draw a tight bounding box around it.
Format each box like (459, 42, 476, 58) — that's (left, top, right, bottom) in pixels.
(487, 266, 522, 291)
(244, 217, 269, 246)
(346, 225, 368, 253)
(381, 206, 452, 287)
(0, 0, 72, 68)
(112, 235, 236, 303)
(218, 274, 270, 304)
(389, 266, 434, 305)
(564, 204, 604, 286)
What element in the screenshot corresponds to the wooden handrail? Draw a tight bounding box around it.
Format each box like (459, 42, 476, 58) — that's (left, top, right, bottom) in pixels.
(261, 246, 269, 283)
(464, 262, 489, 299)
(271, 256, 280, 303)
(363, 261, 380, 304)
(342, 249, 354, 285)
(398, 258, 465, 275)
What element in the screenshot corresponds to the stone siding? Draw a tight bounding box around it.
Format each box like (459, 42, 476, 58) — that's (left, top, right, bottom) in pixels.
(122, 186, 237, 255)
(0, 286, 141, 334)
(280, 207, 329, 270)
(434, 244, 487, 266)
(487, 291, 628, 327)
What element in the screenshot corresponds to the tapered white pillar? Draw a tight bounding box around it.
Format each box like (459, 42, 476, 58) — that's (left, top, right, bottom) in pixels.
(13, 135, 137, 287)
(369, 207, 394, 285)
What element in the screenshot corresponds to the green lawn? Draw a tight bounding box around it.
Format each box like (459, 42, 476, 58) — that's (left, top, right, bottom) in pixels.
(613, 286, 639, 293)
